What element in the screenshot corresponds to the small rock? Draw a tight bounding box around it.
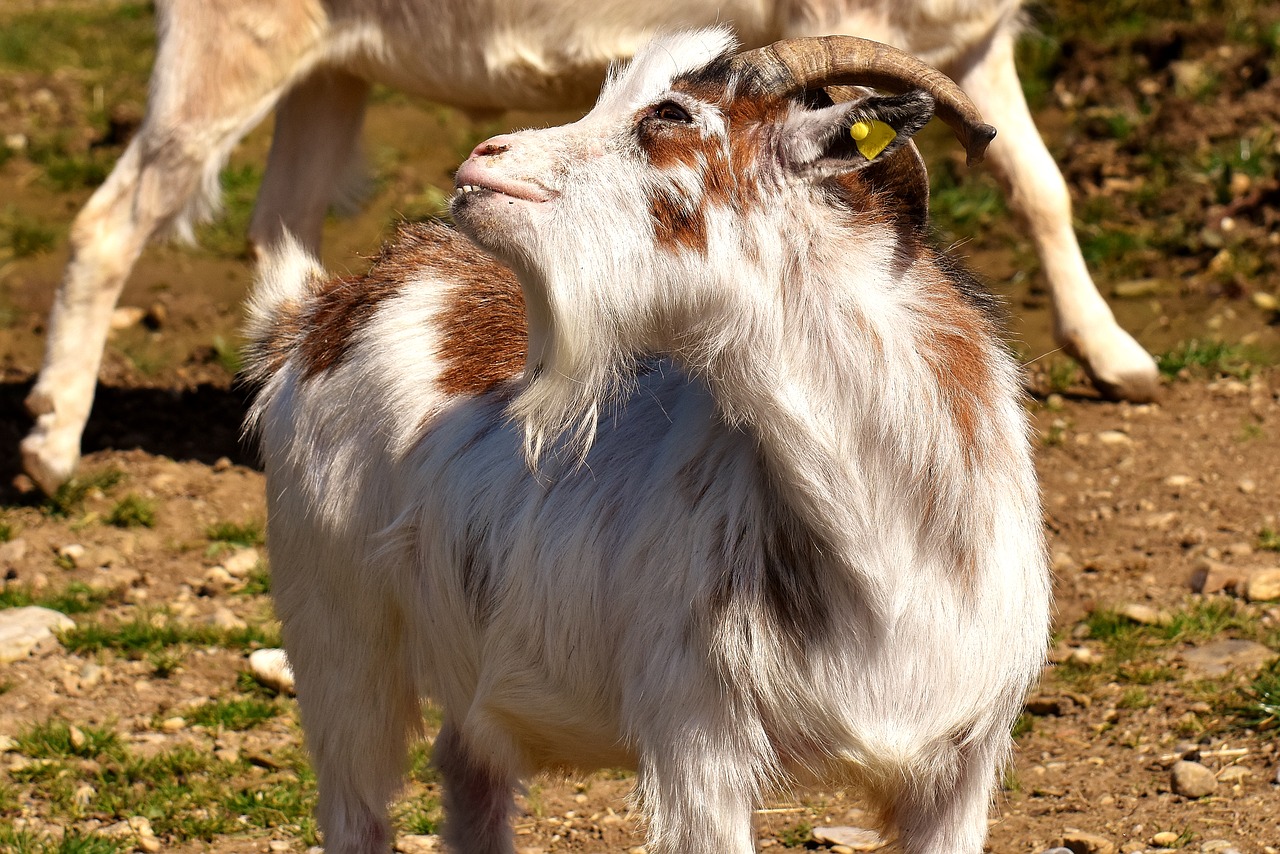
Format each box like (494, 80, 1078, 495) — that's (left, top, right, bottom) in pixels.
(1163, 474, 1194, 488)
(208, 607, 248, 632)
(0, 606, 76, 664)
(73, 783, 95, 806)
(87, 567, 142, 595)
(109, 306, 146, 331)
(4, 132, 28, 151)
(202, 566, 235, 592)
(221, 548, 261, 579)
(1216, 766, 1250, 783)
(1118, 603, 1171, 627)
(811, 826, 883, 851)
(1189, 559, 1244, 595)
(1061, 830, 1116, 854)
(1201, 842, 1236, 854)
(0, 735, 17, 752)
(269, 842, 293, 853)
(395, 835, 440, 854)
(68, 725, 87, 751)
(1068, 647, 1101, 665)
(1096, 430, 1132, 446)
(1112, 279, 1164, 299)
(1253, 292, 1278, 312)
(249, 648, 296, 695)
(160, 717, 186, 733)
(1171, 760, 1218, 798)
(57, 543, 87, 568)
(79, 662, 105, 688)
(1238, 479, 1257, 495)
(1180, 639, 1277, 677)
(0, 538, 30, 565)
(1151, 831, 1180, 847)
(1244, 568, 1280, 602)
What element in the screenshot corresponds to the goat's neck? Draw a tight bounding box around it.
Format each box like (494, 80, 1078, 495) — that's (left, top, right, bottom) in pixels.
(683, 235, 969, 592)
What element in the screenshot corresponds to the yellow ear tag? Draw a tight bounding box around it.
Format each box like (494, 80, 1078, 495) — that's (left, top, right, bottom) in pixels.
(849, 120, 897, 160)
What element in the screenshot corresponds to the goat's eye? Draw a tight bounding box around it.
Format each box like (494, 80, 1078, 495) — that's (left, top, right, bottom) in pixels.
(653, 101, 693, 123)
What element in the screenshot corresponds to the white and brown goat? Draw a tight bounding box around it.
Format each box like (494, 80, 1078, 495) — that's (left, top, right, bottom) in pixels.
(22, 0, 1158, 495)
(245, 29, 1050, 854)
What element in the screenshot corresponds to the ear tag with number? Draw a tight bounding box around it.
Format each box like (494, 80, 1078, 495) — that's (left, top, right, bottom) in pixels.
(849, 120, 897, 160)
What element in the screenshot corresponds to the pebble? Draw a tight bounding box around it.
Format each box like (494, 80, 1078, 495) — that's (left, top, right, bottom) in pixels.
(0, 538, 30, 565)
(249, 648, 296, 695)
(394, 836, 440, 854)
(57, 543, 87, 568)
(0, 606, 76, 664)
(1238, 479, 1256, 495)
(221, 548, 261, 579)
(73, 783, 95, 806)
(208, 607, 248, 632)
(1188, 559, 1243, 595)
(811, 826, 883, 851)
(1171, 760, 1218, 798)
(1151, 831, 1180, 847)
(1096, 430, 1132, 446)
(269, 842, 293, 852)
(87, 567, 142, 595)
(1180, 639, 1277, 677)
(1061, 830, 1116, 854)
(109, 306, 146, 331)
(160, 717, 186, 733)
(1244, 568, 1280, 602)
(1216, 765, 1250, 783)
(1118, 603, 1171, 627)
(1163, 474, 1194, 488)
(203, 566, 235, 591)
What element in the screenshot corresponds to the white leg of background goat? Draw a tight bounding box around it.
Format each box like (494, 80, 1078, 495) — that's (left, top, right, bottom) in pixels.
(951, 24, 1160, 400)
(249, 69, 370, 254)
(21, 2, 322, 493)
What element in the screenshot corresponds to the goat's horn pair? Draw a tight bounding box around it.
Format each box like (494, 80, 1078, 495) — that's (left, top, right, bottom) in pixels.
(731, 36, 996, 166)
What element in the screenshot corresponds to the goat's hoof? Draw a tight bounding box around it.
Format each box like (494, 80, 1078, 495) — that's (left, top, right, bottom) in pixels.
(20, 425, 81, 497)
(1061, 328, 1161, 403)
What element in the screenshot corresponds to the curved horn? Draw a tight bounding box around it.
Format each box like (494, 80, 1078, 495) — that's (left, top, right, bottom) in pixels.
(730, 36, 996, 166)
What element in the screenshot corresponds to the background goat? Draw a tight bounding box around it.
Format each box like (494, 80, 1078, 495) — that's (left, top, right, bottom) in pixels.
(21, 0, 1159, 495)
(245, 29, 1051, 854)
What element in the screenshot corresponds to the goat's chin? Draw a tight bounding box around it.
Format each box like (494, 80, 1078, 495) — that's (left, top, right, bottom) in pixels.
(450, 197, 537, 260)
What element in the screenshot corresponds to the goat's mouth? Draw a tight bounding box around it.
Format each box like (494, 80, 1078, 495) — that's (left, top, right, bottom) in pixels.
(453, 170, 557, 205)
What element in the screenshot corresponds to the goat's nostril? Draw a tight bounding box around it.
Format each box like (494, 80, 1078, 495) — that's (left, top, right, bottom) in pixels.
(472, 141, 510, 159)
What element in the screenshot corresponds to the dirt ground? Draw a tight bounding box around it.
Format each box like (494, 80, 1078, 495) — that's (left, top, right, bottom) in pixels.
(2, 1, 1280, 852)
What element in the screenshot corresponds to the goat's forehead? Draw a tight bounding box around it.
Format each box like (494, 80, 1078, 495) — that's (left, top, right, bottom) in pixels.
(597, 28, 737, 111)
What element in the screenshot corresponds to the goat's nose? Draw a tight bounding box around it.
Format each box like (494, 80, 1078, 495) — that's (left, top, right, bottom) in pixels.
(470, 138, 511, 159)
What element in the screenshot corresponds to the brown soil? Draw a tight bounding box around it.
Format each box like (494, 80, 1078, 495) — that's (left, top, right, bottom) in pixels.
(2, 0, 1280, 851)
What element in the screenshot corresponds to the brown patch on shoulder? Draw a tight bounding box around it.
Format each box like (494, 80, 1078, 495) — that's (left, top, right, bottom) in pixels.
(293, 222, 527, 395)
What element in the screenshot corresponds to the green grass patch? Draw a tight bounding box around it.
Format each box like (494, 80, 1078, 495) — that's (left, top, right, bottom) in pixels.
(0, 581, 115, 614)
(396, 795, 442, 835)
(184, 697, 280, 731)
(0, 207, 58, 258)
(0, 518, 13, 542)
(0, 828, 128, 854)
(211, 334, 243, 376)
(15, 721, 124, 761)
(207, 520, 264, 550)
(194, 164, 262, 259)
(106, 493, 156, 528)
(44, 468, 124, 518)
(0, 3, 154, 76)
(1156, 340, 1258, 380)
(60, 613, 280, 657)
(778, 821, 813, 848)
(1260, 527, 1280, 552)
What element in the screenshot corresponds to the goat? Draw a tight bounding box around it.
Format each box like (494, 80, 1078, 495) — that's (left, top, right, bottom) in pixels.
(244, 29, 1051, 854)
(21, 0, 1158, 496)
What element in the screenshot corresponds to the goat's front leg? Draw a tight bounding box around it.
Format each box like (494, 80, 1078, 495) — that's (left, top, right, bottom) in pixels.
(886, 734, 1006, 854)
(433, 722, 517, 854)
(286, 614, 420, 853)
(633, 748, 758, 854)
(951, 25, 1159, 402)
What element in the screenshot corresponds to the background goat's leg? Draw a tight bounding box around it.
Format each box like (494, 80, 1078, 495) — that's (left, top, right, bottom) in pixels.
(434, 723, 517, 854)
(249, 69, 371, 255)
(952, 25, 1160, 401)
(21, 2, 321, 492)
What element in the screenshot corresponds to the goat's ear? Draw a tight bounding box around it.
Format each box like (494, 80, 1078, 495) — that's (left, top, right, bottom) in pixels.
(779, 90, 935, 177)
